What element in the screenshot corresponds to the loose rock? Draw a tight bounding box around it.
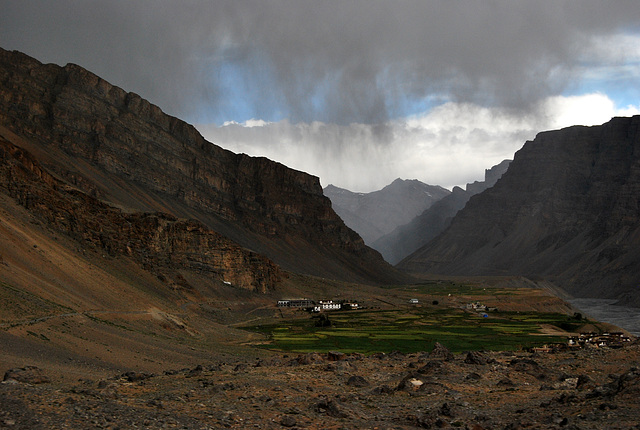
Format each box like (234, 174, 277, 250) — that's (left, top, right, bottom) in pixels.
(3, 366, 50, 384)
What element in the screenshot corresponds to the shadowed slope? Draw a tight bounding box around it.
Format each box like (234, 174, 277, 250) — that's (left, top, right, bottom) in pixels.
(399, 116, 640, 303)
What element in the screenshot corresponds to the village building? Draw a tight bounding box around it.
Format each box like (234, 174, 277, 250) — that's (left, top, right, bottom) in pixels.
(465, 302, 498, 312)
(278, 298, 360, 312)
(277, 298, 315, 308)
(313, 300, 341, 312)
(466, 301, 487, 311)
(568, 332, 632, 349)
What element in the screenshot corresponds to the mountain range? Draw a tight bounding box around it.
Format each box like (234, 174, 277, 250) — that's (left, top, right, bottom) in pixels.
(323, 179, 450, 245)
(0, 47, 409, 295)
(3, 46, 639, 306)
(372, 160, 511, 264)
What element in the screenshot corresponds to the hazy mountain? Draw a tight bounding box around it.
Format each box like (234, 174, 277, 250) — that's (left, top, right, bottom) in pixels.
(324, 179, 450, 244)
(0, 47, 410, 288)
(398, 116, 640, 304)
(373, 160, 511, 264)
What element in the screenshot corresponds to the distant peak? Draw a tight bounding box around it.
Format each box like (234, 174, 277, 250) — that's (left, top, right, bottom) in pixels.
(390, 178, 424, 185)
(323, 184, 353, 196)
(323, 184, 348, 191)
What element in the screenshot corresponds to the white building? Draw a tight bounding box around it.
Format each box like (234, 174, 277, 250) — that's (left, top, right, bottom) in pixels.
(277, 298, 314, 308)
(312, 300, 342, 312)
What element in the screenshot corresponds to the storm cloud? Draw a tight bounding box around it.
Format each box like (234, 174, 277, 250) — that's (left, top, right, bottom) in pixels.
(2, 1, 639, 124)
(2, 1, 640, 190)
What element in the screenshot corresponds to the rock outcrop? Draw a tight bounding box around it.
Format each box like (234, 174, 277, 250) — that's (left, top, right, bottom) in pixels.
(0, 47, 406, 285)
(373, 160, 510, 264)
(0, 134, 281, 292)
(399, 116, 640, 302)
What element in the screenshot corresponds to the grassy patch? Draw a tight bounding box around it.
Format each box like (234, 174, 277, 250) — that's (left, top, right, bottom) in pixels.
(242, 307, 572, 355)
(399, 281, 518, 296)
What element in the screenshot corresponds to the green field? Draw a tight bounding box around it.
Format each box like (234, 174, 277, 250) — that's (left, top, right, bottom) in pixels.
(400, 281, 521, 296)
(243, 308, 578, 354)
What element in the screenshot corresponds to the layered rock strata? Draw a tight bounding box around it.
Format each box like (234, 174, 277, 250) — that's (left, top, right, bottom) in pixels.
(0, 133, 281, 292)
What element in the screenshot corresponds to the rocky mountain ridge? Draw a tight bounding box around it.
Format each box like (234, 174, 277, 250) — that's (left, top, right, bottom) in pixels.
(373, 160, 511, 264)
(0, 47, 406, 286)
(324, 179, 450, 244)
(399, 116, 640, 303)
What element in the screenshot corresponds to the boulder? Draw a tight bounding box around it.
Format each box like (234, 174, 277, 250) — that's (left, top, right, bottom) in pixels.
(3, 366, 50, 384)
(346, 375, 370, 387)
(429, 342, 454, 361)
(464, 350, 489, 365)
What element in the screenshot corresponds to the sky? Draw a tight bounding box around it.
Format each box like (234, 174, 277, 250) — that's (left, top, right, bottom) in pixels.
(2, 1, 640, 191)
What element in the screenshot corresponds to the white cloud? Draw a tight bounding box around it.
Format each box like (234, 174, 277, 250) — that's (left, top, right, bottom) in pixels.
(221, 118, 272, 127)
(197, 94, 640, 192)
(540, 93, 640, 128)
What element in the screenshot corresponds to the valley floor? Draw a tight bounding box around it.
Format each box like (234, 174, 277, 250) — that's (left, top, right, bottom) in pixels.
(2, 268, 638, 428)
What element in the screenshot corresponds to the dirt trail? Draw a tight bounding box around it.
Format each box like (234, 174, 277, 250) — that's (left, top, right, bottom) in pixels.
(0, 309, 154, 329)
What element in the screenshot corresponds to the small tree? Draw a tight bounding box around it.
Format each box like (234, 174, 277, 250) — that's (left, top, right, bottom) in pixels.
(315, 313, 332, 327)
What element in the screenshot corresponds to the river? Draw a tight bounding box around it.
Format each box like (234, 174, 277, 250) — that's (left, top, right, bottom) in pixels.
(569, 298, 640, 336)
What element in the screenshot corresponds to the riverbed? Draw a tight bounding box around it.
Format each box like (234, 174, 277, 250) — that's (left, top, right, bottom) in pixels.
(569, 298, 640, 336)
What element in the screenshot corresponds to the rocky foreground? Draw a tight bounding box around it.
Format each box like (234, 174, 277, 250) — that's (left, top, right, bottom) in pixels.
(2, 342, 639, 429)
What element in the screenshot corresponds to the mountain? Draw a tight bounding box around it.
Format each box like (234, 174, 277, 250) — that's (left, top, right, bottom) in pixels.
(398, 116, 640, 304)
(323, 179, 450, 244)
(1, 127, 286, 289)
(373, 160, 510, 264)
(0, 47, 409, 287)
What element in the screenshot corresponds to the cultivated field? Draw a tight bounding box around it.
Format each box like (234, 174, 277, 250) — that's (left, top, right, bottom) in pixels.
(242, 281, 603, 354)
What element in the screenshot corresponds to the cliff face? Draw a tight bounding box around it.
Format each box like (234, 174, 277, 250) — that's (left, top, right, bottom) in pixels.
(0, 134, 281, 292)
(0, 48, 405, 285)
(399, 116, 640, 301)
(373, 160, 510, 264)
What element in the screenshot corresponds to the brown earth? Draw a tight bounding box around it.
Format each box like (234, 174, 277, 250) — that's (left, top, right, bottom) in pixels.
(2, 262, 637, 429)
(2, 222, 637, 430)
(2, 341, 639, 429)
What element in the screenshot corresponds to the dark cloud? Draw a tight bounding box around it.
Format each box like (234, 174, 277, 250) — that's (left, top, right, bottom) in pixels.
(1, 0, 639, 125)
